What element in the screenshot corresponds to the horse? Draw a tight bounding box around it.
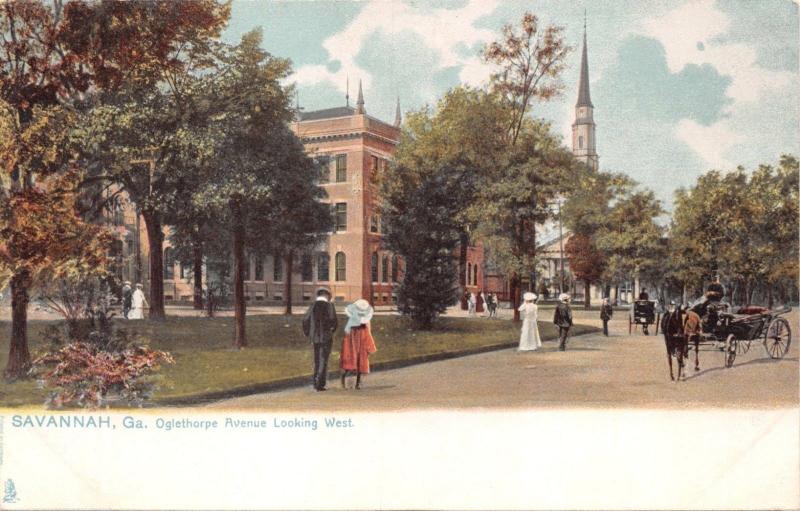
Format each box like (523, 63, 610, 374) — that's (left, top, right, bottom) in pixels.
(661, 307, 704, 381)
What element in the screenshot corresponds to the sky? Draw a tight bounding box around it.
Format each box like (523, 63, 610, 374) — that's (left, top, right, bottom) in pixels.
(224, 0, 799, 210)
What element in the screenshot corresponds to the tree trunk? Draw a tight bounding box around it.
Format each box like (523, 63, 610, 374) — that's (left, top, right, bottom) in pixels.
(284, 251, 294, 315)
(4, 270, 32, 380)
(584, 279, 591, 309)
(231, 199, 247, 348)
(511, 273, 521, 322)
(614, 283, 620, 305)
(141, 210, 165, 320)
(192, 241, 203, 310)
(458, 232, 468, 293)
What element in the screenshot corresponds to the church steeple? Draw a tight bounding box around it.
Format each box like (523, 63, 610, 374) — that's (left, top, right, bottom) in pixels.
(356, 80, 365, 114)
(571, 14, 598, 172)
(394, 96, 401, 126)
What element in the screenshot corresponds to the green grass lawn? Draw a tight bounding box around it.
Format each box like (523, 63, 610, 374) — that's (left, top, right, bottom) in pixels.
(0, 314, 598, 407)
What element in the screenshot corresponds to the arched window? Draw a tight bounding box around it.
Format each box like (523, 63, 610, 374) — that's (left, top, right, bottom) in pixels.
(371, 252, 379, 282)
(164, 248, 174, 280)
(317, 252, 330, 281)
(391, 255, 399, 282)
(273, 254, 283, 282)
(473, 264, 478, 286)
(180, 262, 191, 280)
(579, 135, 584, 149)
(467, 262, 472, 285)
(335, 252, 346, 281)
(381, 255, 389, 283)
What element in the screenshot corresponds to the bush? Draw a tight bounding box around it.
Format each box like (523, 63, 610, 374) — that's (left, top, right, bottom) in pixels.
(32, 341, 174, 409)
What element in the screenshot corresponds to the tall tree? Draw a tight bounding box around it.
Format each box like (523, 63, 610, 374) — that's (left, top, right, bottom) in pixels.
(565, 234, 605, 309)
(382, 163, 470, 329)
(193, 29, 301, 347)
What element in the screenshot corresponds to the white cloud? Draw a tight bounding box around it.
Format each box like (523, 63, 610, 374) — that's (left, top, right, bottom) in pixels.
(641, 0, 792, 108)
(675, 118, 744, 170)
(640, 0, 794, 170)
(292, 0, 500, 93)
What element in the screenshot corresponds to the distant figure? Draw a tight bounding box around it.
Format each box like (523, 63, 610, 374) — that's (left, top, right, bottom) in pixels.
(600, 298, 613, 336)
(476, 290, 485, 314)
(487, 293, 498, 318)
(460, 291, 469, 311)
(518, 292, 542, 351)
(638, 288, 651, 334)
(340, 299, 377, 390)
(121, 281, 132, 319)
(468, 292, 476, 316)
(128, 284, 147, 320)
(553, 293, 573, 351)
(302, 288, 338, 391)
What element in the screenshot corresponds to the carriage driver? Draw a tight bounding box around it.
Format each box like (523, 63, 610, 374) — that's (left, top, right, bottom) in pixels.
(690, 277, 727, 333)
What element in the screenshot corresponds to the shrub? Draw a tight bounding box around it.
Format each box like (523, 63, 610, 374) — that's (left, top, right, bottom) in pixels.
(32, 341, 174, 409)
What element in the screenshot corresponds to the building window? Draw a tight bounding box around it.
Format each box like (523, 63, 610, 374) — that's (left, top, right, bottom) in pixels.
(317, 252, 330, 281)
(334, 203, 347, 232)
(381, 255, 389, 283)
(370, 214, 379, 233)
(371, 252, 379, 282)
(255, 255, 264, 281)
(273, 254, 283, 282)
(371, 155, 379, 172)
(335, 252, 346, 281)
(164, 248, 174, 280)
(335, 154, 347, 182)
(301, 253, 313, 282)
(243, 254, 252, 281)
(317, 155, 330, 183)
(180, 262, 191, 280)
(473, 264, 478, 286)
(579, 135, 584, 149)
(467, 262, 472, 285)
(391, 255, 399, 282)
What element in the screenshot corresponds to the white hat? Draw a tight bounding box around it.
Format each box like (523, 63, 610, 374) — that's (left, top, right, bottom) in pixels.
(354, 298, 371, 310)
(523, 292, 537, 301)
(559, 293, 570, 302)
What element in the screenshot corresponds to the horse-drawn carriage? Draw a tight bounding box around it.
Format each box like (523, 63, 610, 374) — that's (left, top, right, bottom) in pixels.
(662, 303, 792, 381)
(629, 300, 660, 335)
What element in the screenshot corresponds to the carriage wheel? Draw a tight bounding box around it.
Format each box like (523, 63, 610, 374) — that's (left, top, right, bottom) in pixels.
(736, 339, 751, 355)
(724, 334, 737, 368)
(764, 318, 791, 359)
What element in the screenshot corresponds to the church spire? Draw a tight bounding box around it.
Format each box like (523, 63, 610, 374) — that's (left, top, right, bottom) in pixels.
(394, 96, 401, 126)
(576, 13, 593, 108)
(356, 79, 365, 114)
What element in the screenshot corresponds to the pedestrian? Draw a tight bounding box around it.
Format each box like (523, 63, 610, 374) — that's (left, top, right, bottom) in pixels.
(460, 291, 469, 311)
(487, 293, 497, 318)
(468, 291, 476, 316)
(302, 288, 338, 392)
(553, 293, 573, 351)
(340, 298, 377, 390)
(638, 288, 650, 334)
(476, 290, 485, 315)
(128, 283, 148, 320)
(121, 281, 132, 319)
(518, 292, 542, 351)
(600, 297, 613, 336)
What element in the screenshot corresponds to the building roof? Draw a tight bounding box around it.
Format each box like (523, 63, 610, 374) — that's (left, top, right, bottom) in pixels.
(576, 29, 593, 108)
(299, 106, 357, 121)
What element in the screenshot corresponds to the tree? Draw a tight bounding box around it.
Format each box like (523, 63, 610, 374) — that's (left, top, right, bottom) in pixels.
(565, 234, 605, 309)
(483, 11, 572, 146)
(192, 29, 306, 347)
(0, 169, 113, 379)
(382, 163, 469, 329)
(0, 0, 230, 377)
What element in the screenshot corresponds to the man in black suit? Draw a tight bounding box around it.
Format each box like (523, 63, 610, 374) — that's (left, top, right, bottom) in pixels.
(554, 293, 573, 351)
(302, 288, 338, 391)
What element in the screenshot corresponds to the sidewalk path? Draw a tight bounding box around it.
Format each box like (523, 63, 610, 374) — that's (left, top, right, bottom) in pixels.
(205, 317, 799, 410)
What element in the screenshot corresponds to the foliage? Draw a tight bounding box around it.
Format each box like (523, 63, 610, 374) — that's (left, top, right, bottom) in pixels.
(565, 233, 605, 306)
(483, 11, 572, 145)
(32, 340, 174, 409)
(670, 156, 799, 304)
(382, 164, 469, 329)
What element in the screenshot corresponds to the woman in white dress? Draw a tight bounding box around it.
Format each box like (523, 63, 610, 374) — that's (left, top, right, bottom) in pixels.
(129, 283, 148, 320)
(518, 292, 542, 351)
